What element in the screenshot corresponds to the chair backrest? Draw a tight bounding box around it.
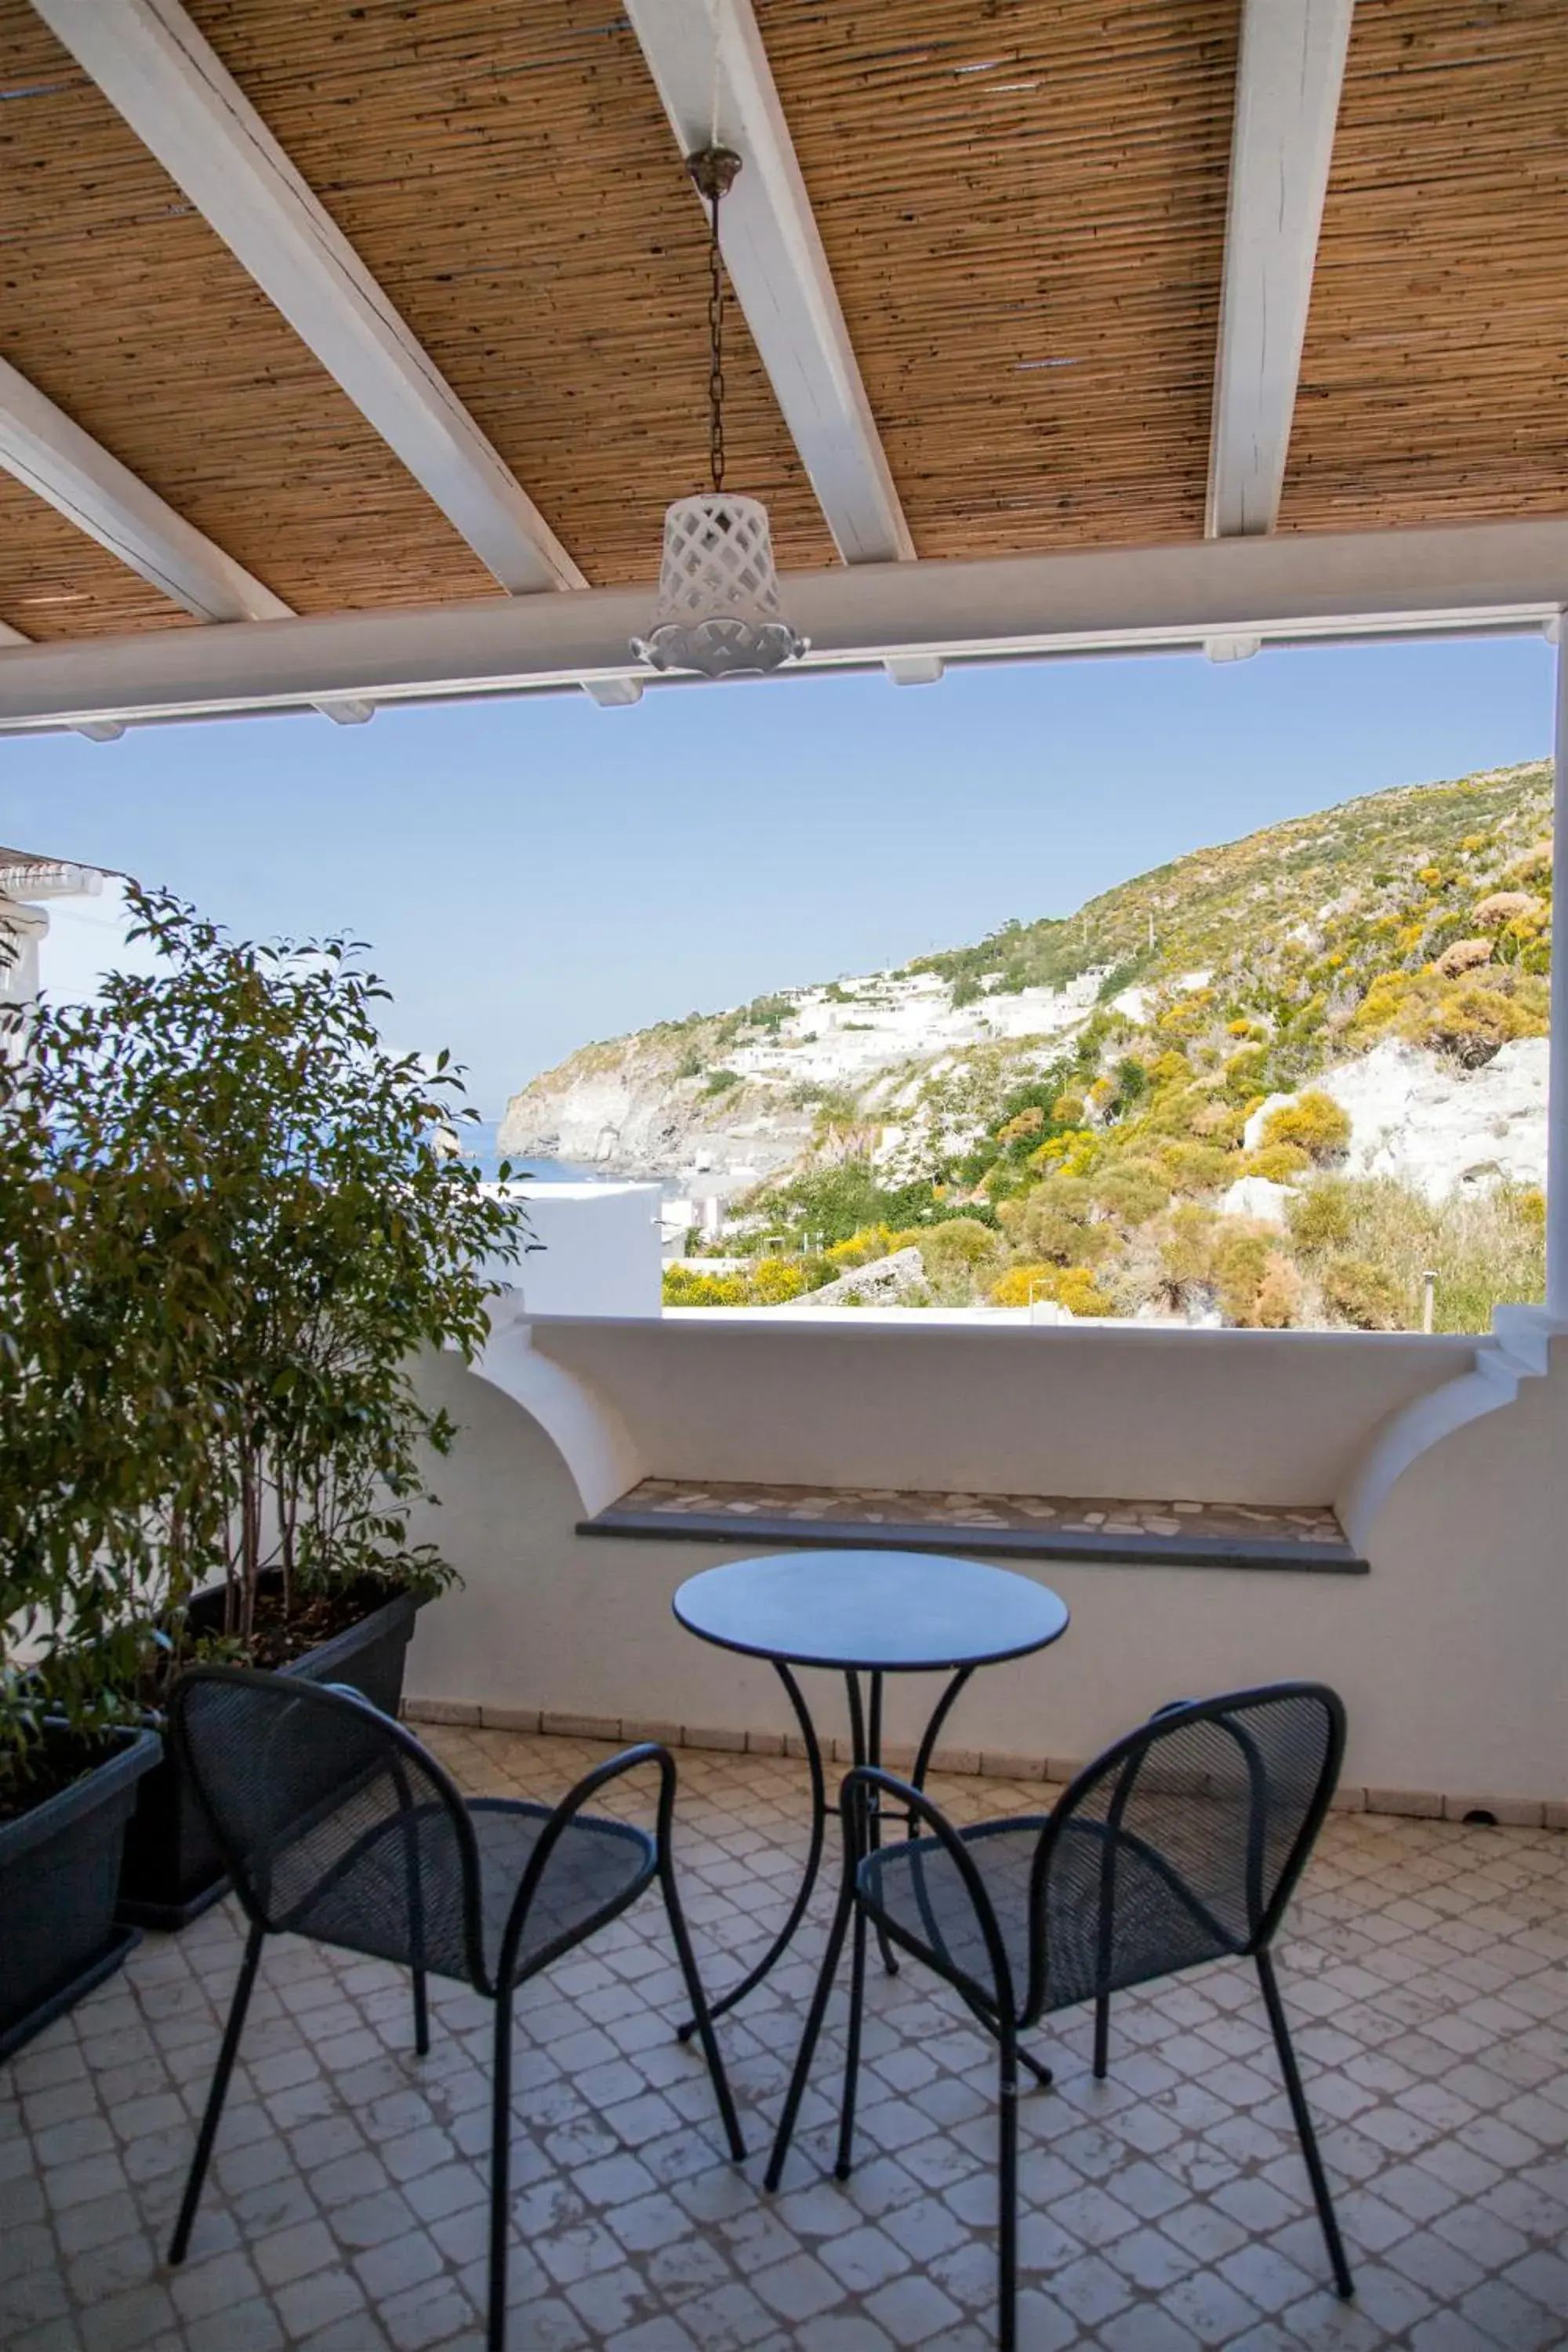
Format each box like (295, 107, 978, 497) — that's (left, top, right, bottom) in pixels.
(170, 1665, 487, 1988)
(1029, 1682, 1345, 2016)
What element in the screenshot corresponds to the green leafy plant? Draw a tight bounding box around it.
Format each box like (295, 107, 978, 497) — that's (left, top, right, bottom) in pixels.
(0, 887, 528, 1796)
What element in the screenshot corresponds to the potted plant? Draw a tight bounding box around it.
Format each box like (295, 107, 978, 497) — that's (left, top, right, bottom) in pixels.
(0, 996, 162, 2054)
(3, 887, 528, 1932)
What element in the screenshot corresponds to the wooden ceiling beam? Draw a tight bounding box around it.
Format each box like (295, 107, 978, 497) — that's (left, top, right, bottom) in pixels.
(1207, 0, 1355, 537)
(30, 0, 642, 712)
(0, 514, 1562, 734)
(625, 0, 938, 686)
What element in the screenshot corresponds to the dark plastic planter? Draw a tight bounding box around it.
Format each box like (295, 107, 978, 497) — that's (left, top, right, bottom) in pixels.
(1, 1724, 162, 2063)
(116, 1576, 423, 1931)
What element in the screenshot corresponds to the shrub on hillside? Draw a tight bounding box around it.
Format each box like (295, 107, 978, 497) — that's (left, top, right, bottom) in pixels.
(1210, 1225, 1272, 1323)
(1158, 1203, 1218, 1299)
(1433, 937, 1493, 978)
(1261, 1090, 1352, 1162)
(1253, 1253, 1304, 1329)
(1001, 1178, 1104, 1264)
(827, 1224, 895, 1269)
(989, 1262, 1058, 1308)
(1408, 974, 1548, 1068)
(1056, 1266, 1116, 1318)
(917, 1218, 1004, 1281)
(1091, 1165, 1170, 1226)
(1243, 1142, 1312, 1183)
(662, 1265, 750, 1306)
(750, 1258, 810, 1305)
(1157, 1138, 1236, 1194)
(1321, 1256, 1405, 1330)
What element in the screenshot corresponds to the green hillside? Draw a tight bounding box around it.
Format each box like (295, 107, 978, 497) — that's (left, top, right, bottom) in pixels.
(692, 762, 1552, 1329)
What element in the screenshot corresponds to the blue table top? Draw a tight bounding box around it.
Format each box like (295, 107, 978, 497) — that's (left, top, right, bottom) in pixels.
(673, 1548, 1069, 1673)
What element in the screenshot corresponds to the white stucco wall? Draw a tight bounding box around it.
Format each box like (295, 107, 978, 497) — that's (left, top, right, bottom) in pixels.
(528, 1315, 1473, 1504)
(495, 1183, 662, 1318)
(406, 1319, 1566, 1806)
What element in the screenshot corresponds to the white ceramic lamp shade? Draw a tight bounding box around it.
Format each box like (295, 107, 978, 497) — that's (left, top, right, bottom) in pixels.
(632, 494, 806, 679)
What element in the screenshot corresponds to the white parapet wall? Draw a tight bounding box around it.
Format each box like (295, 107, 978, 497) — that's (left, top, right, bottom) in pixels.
(406, 1312, 1568, 1811)
(491, 1182, 662, 1318)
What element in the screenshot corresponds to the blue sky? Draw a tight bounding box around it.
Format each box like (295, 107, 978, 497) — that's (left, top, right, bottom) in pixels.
(2, 633, 1554, 1113)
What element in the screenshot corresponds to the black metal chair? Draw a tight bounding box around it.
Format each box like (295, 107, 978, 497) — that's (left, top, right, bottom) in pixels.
(767, 1682, 1353, 2350)
(166, 1667, 745, 2352)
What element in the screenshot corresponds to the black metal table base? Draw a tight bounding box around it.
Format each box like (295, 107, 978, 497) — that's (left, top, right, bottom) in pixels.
(679, 1660, 1050, 2090)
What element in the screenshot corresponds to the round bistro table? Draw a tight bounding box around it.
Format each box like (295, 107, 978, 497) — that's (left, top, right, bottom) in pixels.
(672, 1549, 1069, 2029)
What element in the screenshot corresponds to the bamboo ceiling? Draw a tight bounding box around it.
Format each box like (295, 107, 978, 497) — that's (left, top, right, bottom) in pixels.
(1285, 0, 1568, 529)
(1, 0, 1566, 646)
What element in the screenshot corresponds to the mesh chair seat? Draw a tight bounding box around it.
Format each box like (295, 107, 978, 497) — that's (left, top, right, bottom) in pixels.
(165, 1668, 744, 2352)
(860, 1809, 1250, 2016)
(278, 1793, 656, 1990)
(770, 1683, 1352, 2351)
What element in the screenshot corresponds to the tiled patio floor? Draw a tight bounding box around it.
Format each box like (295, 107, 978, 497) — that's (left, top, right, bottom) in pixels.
(2, 1727, 1566, 2352)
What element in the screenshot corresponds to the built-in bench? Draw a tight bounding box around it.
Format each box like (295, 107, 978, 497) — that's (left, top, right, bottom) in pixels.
(579, 1477, 1367, 1573)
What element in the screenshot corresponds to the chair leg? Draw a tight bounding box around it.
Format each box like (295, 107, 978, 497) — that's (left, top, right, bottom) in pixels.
(834, 1903, 868, 2182)
(488, 1985, 514, 2352)
(412, 1969, 430, 2059)
(1256, 1951, 1353, 2299)
(658, 1857, 746, 2161)
(998, 2015, 1020, 2352)
(169, 1920, 264, 2265)
(1093, 1989, 1110, 2080)
(765, 1859, 857, 2191)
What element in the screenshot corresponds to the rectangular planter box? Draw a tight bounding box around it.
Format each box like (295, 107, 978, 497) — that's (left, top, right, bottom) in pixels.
(117, 1576, 422, 1931)
(1, 1724, 162, 2062)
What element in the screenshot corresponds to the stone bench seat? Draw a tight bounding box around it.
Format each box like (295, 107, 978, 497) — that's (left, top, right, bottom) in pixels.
(579, 1476, 1367, 1573)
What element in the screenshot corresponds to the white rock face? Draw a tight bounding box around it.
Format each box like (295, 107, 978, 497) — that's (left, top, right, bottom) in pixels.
(790, 1247, 926, 1307)
(1245, 1039, 1547, 1203)
(1221, 1176, 1296, 1227)
(501, 963, 1105, 1184)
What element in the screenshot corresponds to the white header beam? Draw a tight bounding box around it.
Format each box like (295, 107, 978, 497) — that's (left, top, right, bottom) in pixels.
(0, 355, 369, 726)
(0, 615, 122, 739)
(1207, 0, 1354, 539)
(31, 0, 583, 601)
(0, 516, 1564, 733)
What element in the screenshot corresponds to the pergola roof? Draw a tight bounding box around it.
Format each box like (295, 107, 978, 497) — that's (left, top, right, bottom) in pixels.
(1, 0, 1566, 731)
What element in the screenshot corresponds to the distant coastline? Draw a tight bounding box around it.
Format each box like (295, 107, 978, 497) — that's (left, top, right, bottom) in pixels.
(459, 1120, 602, 1185)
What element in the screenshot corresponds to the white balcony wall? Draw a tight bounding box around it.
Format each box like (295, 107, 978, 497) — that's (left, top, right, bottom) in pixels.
(405, 1314, 1567, 1807)
(529, 1314, 1474, 1504)
(491, 1182, 662, 1318)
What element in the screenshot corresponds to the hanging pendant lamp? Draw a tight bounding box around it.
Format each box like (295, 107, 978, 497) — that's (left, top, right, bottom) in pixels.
(632, 147, 807, 681)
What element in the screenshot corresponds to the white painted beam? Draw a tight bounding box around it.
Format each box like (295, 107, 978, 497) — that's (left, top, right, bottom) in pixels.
(625, 0, 938, 687)
(0, 354, 299, 625)
(0, 616, 122, 739)
(31, 0, 584, 599)
(31, 0, 641, 708)
(0, 355, 368, 726)
(1207, 0, 1354, 538)
(0, 517, 1564, 732)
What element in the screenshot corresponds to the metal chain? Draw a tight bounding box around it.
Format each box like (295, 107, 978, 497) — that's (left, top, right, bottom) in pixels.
(706, 186, 725, 496)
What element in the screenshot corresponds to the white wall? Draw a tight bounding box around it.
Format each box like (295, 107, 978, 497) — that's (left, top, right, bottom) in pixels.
(499, 1183, 662, 1318)
(528, 1314, 1473, 1504)
(406, 1319, 1567, 1806)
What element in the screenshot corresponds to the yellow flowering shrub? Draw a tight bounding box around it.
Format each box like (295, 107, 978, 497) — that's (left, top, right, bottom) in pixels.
(989, 1262, 1058, 1308)
(750, 1258, 810, 1305)
(1261, 1090, 1352, 1162)
(1241, 1142, 1311, 1183)
(1055, 1266, 1116, 1318)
